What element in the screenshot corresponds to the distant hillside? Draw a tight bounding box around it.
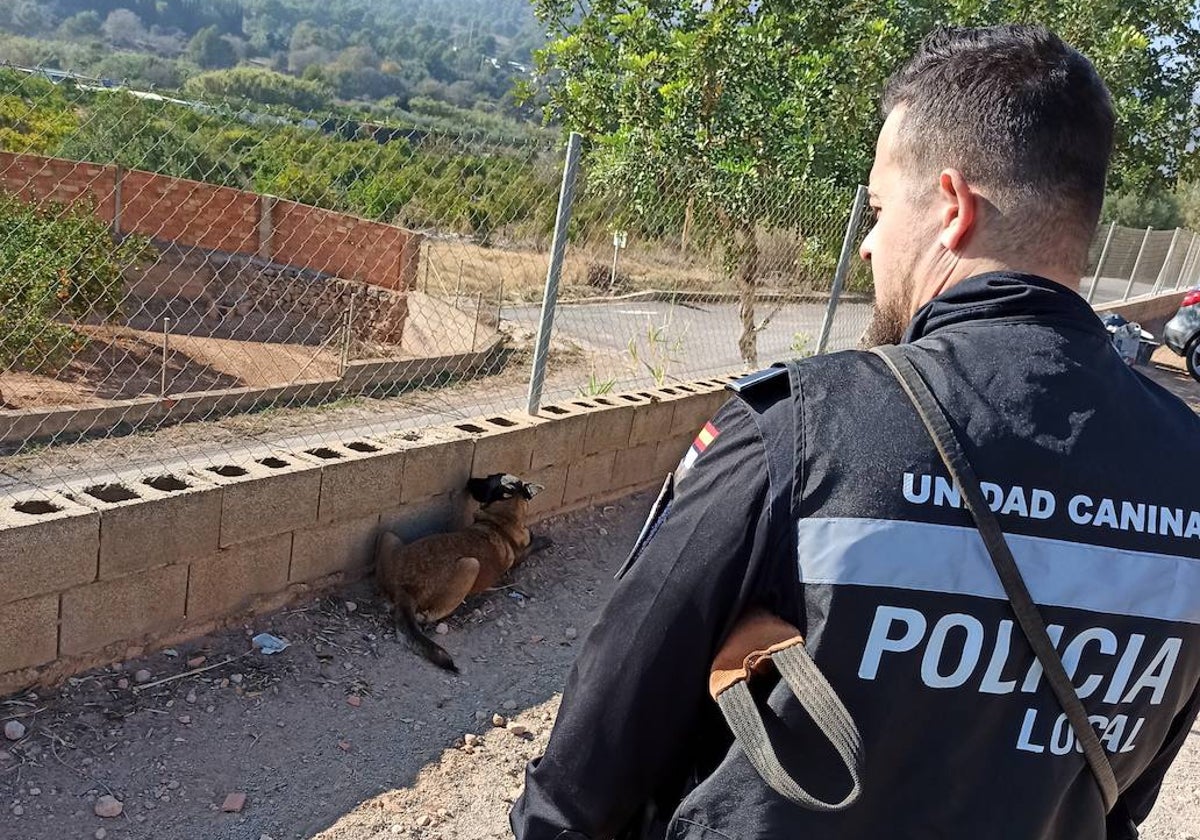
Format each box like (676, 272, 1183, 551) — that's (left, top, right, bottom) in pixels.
(0, 0, 546, 125)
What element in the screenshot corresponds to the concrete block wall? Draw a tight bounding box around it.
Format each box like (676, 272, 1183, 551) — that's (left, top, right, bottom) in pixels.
(0, 378, 735, 695)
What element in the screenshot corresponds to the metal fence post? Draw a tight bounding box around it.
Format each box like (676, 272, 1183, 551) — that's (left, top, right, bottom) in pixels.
(1123, 226, 1153, 300)
(1085, 221, 1116, 303)
(816, 185, 869, 355)
(526, 132, 583, 415)
(1177, 232, 1198, 290)
(1151, 227, 1181, 295)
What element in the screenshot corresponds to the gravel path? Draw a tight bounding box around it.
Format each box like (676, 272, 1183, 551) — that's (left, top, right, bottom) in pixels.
(0, 492, 1196, 840)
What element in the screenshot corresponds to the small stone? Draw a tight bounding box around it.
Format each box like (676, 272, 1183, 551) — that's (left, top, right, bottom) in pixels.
(185, 691, 197, 704)
(338, 740, 352, 752)
(229, 673, 243, 685)
(463, 733, 479, 746)
(491, 714, 506, 727)
(416, 815, 433, 827)
(134, 669, 152, 684)
(177, 715, 191, 725)
(502, 700, 518, 711)
(345, 601, 358, 613)
(346, 695, 362, 708)
(206, 705, 216, 714)
(116, 678, 129, 690)
(12, 805, 23, 816)
(564, 627, 578, 640)
(167, 781, 180, 790)
(508, 724, 529, 737)
(435, 623, 449, 635)
(94, 795, 123, 818)
(390, 826, 404, 834)
(163, 649, 178, 658)
(221, 792, 246, 813)
(473, 711, 487, 723)
(29, 787, 40, 795)
(438, 809, 451, 818)
(187, 656, 206, 668)
(4, 720, 26, 741)
(94, 829, 107, 840)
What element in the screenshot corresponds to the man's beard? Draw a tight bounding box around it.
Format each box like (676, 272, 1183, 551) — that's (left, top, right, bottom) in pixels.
(860, 289, 911, 348)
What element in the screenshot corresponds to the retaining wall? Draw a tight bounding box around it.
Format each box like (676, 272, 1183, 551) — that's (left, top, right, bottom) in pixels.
(0, 151, 423, 291)
(0, 379, 733, 695)
(1095, 289, 1189, 338)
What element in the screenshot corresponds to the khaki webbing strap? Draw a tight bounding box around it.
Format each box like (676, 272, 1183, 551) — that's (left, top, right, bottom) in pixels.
(710, 608, 864, 811)
(871, 344, 1119, 812)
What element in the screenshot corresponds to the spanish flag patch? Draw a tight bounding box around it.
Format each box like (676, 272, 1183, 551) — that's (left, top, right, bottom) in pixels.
(680, 421, 720, 472)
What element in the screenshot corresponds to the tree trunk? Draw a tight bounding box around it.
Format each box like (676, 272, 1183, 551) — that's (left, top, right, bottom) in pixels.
(737, 223, 759, 367)
(681, 195, 694, 255)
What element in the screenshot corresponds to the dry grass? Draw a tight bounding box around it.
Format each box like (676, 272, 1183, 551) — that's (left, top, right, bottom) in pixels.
(419, 233, 843, 303)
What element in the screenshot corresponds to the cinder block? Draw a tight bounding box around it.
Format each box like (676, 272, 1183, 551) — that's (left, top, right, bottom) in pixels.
(69, 473, 221, 579)
(0, 593, 59, 673)
(289, 513, 380, 583)
(200, 455, 321, 548)
(655, 433, 695, 476)
(394, 428, 474, 503)
(582, 399, 635, 455)
(186, 533, 292, 620)
(463, 415, 538, 478)
(530, 406, 589, 469)
(60, 564, 188, 655)
(379, 492, 471, 544)
(670, 392, 721, 438)
(564, 451, 617, 505)
(299, 440, 405, 523)
(0, 490, 98, 605)
(612, 442, 662, 490)
(628, 396, 677, 447)
(526, 463, 567, 520)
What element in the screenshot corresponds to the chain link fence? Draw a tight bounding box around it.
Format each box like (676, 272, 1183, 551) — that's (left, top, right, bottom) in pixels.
(0, 67, 1195, 503)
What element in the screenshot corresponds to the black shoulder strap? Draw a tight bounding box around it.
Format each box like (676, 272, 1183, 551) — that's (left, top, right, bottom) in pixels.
(870, 344, 1119, 813)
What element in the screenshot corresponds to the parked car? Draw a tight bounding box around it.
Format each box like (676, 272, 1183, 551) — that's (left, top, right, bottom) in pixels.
(1163, 287, 1200, 381)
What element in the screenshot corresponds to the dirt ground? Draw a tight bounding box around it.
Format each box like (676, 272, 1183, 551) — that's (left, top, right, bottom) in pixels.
(0, 492, 1197, 840)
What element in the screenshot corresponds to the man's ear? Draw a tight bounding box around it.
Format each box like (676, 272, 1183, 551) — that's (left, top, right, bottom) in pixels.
(937, 168, 976, 252)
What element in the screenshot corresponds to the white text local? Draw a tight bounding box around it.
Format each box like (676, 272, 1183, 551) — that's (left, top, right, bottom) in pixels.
(902, 472, 1200, 538)
(859, 606, 1182, 706)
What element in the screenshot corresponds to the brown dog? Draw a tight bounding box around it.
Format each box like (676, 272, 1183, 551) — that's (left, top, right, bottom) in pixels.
(375, 474, 542, 671)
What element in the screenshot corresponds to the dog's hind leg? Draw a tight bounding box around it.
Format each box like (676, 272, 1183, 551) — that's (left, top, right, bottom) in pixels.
(425, 556, 481, 622)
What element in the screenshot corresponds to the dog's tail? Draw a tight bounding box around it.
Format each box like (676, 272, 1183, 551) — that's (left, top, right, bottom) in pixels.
(392, 589, 458, 673)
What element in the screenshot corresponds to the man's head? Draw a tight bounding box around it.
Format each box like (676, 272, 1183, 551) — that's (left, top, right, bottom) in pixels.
(860, 25, 1115, 346)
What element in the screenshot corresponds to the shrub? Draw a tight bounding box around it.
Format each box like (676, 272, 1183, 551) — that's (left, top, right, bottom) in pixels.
(0, 196, 150, 371)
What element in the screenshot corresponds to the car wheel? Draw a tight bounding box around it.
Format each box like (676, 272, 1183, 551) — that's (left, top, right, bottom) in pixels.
(1187, 336, 1200, 383)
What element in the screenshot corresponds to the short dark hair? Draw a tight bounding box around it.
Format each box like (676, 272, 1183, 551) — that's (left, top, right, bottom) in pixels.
(882, 25, 1114, 268)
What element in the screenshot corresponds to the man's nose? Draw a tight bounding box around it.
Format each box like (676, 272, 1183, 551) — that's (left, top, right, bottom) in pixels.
(859, 231, 873, 263)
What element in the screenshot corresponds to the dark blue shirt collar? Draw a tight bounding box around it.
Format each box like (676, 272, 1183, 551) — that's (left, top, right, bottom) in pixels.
(902, 272, 1107, 344)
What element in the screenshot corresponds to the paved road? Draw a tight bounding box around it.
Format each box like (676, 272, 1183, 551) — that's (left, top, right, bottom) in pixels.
(505, 298, 875, 377)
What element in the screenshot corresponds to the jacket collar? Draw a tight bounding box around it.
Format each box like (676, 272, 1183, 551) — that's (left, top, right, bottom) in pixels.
(902, 271, 1108, 344)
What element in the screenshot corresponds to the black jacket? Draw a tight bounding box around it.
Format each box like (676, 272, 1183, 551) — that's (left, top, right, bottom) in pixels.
(511, 273, 1200, 840)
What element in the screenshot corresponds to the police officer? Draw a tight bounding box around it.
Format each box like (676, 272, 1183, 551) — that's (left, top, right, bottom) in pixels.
(512, 25, 1200, 840)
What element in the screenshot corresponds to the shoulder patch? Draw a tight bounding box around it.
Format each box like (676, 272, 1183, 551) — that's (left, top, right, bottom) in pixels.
(727, 365, 789, 395)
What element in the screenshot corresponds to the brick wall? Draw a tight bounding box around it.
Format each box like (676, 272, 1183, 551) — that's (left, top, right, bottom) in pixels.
(0, 151, 421, 291)
(121, 169, 259, 254)
(272, 200, 414, 290)
(0, 380, 734, 695)
(0, 151, 116, 221)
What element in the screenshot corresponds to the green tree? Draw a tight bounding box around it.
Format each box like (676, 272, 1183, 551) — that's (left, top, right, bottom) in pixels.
(182, 67, 332, 111)
(530, 0, 1200, 364)
(59, 10, 103, 38)
(188, 25, 238, 70)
